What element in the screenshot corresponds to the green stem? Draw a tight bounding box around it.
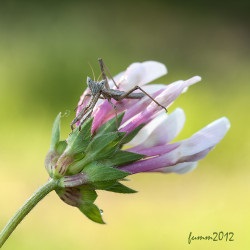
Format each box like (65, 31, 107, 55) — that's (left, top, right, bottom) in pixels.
(0, 178, 57, 248)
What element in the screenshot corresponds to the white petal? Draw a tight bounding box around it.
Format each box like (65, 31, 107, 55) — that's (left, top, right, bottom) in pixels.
(142, 84, 167, 93)
(160, 108, 185, 143)
(130, 108, 186, 147)
(182, 76, 202, 93)
(117, 61, 167, 90)
(180, 117, 231, 156)
(153, 162, 198, 174)
(140, 61, 167, 84)
(129, 110, 169, 146)
(184, 76, 202, 87)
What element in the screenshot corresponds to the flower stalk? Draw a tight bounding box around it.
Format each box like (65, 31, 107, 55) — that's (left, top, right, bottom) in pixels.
(0, 179, 57, 247)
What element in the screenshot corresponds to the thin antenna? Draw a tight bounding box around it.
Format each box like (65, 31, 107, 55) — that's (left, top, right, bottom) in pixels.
(88, 62, 96, 81)
(96, 72, 103, 82)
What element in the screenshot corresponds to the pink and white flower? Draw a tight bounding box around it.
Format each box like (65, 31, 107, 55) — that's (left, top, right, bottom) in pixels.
(76, 60, 230, 175)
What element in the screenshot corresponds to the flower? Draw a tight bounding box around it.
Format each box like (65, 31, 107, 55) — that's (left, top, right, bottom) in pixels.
(45, 60, 230, 224)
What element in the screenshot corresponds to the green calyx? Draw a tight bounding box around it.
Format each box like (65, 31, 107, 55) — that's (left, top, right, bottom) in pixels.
(44, 112, 145, 223)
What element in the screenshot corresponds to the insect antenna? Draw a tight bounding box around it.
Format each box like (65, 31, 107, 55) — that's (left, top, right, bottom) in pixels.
(96, 72, 103, 82)
(88, 62, 96, 81)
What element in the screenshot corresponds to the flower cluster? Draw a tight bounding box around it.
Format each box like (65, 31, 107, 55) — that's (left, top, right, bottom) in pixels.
(45, 60, 230, 223)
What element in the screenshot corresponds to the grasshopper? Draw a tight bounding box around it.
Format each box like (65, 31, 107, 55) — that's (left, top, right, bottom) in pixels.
(71, 58, 167, 130)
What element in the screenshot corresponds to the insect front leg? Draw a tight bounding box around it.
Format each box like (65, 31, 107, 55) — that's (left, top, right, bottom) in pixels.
(98, 58, 119, 89)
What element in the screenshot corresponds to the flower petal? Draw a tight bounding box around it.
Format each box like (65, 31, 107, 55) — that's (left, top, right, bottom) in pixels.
(128, 108, 185, 147)
(152, 162, 198, 174)
(180, 117, 231, 156)
(120, 117, 230, 174)
(153, 76, 201, 108)
(117, 61, 167, 90)
(120, 77, 201, 134)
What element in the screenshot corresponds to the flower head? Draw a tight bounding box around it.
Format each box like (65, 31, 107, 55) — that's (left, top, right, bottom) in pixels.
(45, 60, 230, 223)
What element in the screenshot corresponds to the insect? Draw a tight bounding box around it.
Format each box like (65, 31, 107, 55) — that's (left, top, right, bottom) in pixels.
(71, 58, 167, 130)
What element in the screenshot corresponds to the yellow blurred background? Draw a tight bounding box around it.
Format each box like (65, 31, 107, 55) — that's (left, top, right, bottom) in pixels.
(0, 1, 249, 249)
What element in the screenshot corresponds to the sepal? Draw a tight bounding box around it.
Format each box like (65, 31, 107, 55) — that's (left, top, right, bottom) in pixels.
(102, 181, 137, 193)
(79, 203, 105, 224)
(83, 163, 130, 182)
(56, 186, 104, 224)
(50, 113, 61, 151)
(121, 124, 145, 145)
(96, 112, 124, 135)
(58, 173, 88, 187)
(83, 131, 126, 164)
(65, 118, 93, 155)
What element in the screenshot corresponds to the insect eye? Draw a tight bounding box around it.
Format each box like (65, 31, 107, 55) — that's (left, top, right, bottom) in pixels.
(87, 77, 94, 87)
(100, 80, 106, 85)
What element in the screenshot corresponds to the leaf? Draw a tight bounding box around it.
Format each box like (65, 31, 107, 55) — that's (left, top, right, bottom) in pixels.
(56, 186, 98, 206)
(78, 186, 105, 224)
(65, 154, 86, 175)
(91, 180, 116, 189)
(56, 140, 67, 154)
(50, 113, 61, 150)
(105, 181, 137, 193)
(108, 150, 145, 166)
(96, 112, 125, 135)
(84, 131, 125, 163)
(92, 180, 137, 193)
(66, 118, 93, 155)
(79, 203, 105, 224)
(79, 186, 98, 203)
(83, 163, 130, 182)
(120, 123, 145, 145)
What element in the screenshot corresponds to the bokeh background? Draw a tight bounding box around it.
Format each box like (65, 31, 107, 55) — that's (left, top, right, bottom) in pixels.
(0, 0, 249, 249)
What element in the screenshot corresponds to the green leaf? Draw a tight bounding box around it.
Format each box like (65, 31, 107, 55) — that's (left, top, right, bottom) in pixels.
(65, 153, 86, 175)
(105, 181, 137, 193)
(96, 112, 125, 135)
(79, 203, 105, 224)
(84, 131, 125, 163)
(120, 123, 145, 145)
(108, 150, 145, 166)
(91, 180, 116, 189)
(57, 186, 104, 224)
(56, 140, 67, 154)
(79, 186, 98, 203)
(56, 186, 98, 206)
(83, 163, 130, 182)
(92, 180, 137, 193)
(50, 113, 61, 150)
(66, 118, 93, 155)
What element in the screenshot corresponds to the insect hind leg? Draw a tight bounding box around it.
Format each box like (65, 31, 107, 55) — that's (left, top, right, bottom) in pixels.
(116, 86, 168, 112)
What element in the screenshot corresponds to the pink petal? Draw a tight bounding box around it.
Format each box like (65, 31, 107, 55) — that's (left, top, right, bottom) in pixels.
(127, 143, 179, 157)
(119, 77, 201, 133)
(153, 76, 201, 108)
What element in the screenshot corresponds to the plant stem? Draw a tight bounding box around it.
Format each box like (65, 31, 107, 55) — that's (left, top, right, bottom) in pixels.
(0, 178, 57, 248)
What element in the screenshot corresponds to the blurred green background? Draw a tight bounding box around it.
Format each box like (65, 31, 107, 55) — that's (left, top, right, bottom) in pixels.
(0, 1, 249, 249)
